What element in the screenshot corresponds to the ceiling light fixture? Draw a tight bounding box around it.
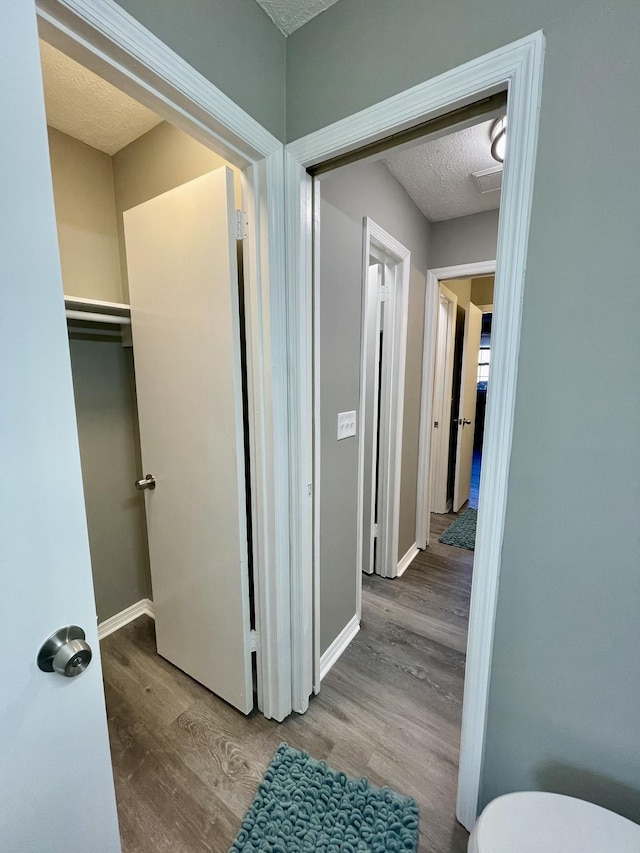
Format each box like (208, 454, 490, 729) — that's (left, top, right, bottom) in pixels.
(490, 117, 507, 163)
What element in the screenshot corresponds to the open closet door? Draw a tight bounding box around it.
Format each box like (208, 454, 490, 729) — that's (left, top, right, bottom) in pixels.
(124, 167, 253, 714)
(453, 302, 482, 512)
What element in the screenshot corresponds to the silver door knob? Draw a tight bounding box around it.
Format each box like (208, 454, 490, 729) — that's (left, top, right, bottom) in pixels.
(135, 473, 156, 491)
(462, 418, 472, 426)
(37, 626, 92, 677)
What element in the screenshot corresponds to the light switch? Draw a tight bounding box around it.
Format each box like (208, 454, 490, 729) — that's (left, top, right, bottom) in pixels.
(337, 410, 357, 440)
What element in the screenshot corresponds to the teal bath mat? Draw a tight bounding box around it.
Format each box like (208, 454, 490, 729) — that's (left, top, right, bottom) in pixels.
(229, 743, 419, 852)
(439, 508, 477, 550)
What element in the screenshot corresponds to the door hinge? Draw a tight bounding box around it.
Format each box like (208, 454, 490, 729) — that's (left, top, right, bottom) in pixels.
(373, 522, 379, 538)
(248, 629, 259, 653)
(235, 209, 248, 240)
(434, 421, 439, 428)
(379, 284, 391, 302)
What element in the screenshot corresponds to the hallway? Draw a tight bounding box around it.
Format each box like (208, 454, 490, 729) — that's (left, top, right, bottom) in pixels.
(101, 512, 472, 853)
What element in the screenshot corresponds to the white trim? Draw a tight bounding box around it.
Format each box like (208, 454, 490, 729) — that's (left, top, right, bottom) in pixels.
(417, 261, 496, 546)
(357, 219, 411, 582)
(319, 614, 360, 682)
(429, 261, 497, 282)
(37, 0, 291, 721)
(311, 174, 323, 697)
(428, 283, 458, 517)
(397, 544, 420, 578)
(285, 30, 546, 828)
(98, 598, 154, 640)
(285, 153, 315, 709)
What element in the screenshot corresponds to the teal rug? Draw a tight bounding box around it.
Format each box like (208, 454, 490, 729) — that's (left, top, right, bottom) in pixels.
(229, 743, 419, 852)
(439, 508, 477, 550)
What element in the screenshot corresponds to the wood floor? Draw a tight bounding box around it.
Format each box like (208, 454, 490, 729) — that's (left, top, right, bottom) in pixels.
(101, 511, 473, 853)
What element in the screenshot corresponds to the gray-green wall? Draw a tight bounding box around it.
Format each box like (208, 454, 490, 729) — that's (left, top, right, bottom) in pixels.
(430, 210, 499, 269)
(288, 0, 640, 821)
(114, 0, 285, 140)
(70, 338, 151, 622)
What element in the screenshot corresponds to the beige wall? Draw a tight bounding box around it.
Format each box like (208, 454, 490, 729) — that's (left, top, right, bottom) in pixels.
(471, 275, 494, 306)
(443, 275, 494, 307)
(47, 127, 123, 302)
(70, 338, 152, 621)
(112, 122, 240, 300)
(444, 277, 472, 306)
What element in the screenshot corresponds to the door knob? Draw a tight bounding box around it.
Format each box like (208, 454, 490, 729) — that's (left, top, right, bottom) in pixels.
(462, 419, 472, 426)
(37, 626, 92, 677)
(135, 473, 156, 491)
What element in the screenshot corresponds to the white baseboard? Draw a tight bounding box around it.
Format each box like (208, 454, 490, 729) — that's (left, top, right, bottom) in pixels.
(319, 613, 360, 682)
(98, 598, 155, 640)
(397, 543, 420, 577)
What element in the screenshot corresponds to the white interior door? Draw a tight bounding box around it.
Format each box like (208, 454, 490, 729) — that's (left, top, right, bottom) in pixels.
(124, 167, 254, 714)
(1, 3, 121, 850)
(453, 301, 483, 512)
(361, 262, 384, 575)
(430, 284, 458, 514)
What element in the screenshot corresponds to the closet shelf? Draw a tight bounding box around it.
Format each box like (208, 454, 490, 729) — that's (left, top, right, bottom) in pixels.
(64, 295, 131, 326)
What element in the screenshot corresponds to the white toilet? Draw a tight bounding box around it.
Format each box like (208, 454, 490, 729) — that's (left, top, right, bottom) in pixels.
(469, 791, 640, 853)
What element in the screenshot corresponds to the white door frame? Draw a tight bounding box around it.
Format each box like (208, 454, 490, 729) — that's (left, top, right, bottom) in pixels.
(35, 0, 291, 721)
(417, 261, 496, 545)
(358, 219, 411, 588)
(286, 32, 545, 828)
(426, 282, 459, 518)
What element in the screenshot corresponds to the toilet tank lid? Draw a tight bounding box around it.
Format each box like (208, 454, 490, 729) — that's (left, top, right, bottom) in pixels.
(475, 792, 640, 853)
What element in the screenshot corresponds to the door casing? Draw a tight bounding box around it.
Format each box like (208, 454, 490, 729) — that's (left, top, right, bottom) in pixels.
(418, 261, 496, 545)
(357, 218, 411, 589)
(35, 0, 291, 721)
(453, 301, 483, 512)
(427, 283, 459, 518)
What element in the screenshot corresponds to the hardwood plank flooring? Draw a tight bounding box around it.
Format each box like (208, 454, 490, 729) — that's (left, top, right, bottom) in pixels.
(101, 511, 472, 852)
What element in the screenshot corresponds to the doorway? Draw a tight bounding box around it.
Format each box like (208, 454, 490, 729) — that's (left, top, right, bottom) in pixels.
(287, 32, 545, 829)
(418, 262, 497, 547)
(41, 34, 256, 711)
(37, 0, 291, 720)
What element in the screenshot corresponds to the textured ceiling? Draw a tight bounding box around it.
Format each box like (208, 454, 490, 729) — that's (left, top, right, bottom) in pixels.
(254, 0, 342, 35)
(383, 119, 503, 222)
(40, 40, 162, 155)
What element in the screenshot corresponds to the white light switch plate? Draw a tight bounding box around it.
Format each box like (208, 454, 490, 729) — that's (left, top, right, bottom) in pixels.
(337, 410, 357, 440)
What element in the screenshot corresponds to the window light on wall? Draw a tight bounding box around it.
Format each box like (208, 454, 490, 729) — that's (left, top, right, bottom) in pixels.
(477, 346, 491, 385)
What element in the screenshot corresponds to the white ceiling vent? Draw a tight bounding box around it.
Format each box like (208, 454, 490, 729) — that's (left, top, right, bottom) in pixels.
(472, 165, 503, 194)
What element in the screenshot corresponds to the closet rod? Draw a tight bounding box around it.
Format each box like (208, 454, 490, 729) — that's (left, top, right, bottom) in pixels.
(65, 309, 131, 325)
